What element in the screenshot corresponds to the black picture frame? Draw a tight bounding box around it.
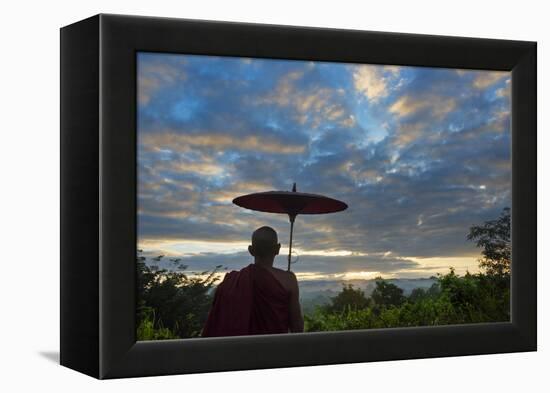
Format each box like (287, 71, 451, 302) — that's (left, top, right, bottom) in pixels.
(60, 14, 536, 379)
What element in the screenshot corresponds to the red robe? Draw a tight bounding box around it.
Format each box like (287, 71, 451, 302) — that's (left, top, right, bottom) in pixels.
(202, 264, 290, 337)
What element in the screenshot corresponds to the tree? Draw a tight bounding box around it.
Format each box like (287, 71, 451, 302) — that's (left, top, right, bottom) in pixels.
(427, 282, 441, 298)
(371, 278, 405, 307)
(467, 207, 511, 275)
(408, 287, 427, 303)
(326, 284, 370, 312)
(136, 251, 221, 339)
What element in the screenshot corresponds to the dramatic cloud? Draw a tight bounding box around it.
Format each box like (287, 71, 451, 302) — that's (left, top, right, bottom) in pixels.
(389, 95, 456, 119)
(472, 71, 508, 89)
(138, 57, 187, 106)
(141, 132, 306, 154)
(137, 52, 511, 279)
(353, 65, 401, 102)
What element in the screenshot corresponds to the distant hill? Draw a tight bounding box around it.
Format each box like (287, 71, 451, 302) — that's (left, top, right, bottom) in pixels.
(299, 278, 437, 315)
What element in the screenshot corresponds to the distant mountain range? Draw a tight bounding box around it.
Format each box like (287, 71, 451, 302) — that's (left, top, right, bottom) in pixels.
(298, 278, 437, 314)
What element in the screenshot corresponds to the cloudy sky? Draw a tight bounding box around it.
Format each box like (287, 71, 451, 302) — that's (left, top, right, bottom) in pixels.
(137, 52, 511, 280)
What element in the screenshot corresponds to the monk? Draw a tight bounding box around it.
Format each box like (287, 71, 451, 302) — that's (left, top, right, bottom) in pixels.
(202, 226, 304, 337)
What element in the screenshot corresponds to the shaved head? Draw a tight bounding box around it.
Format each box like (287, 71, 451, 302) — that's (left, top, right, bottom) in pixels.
(250, 226, 280, 258)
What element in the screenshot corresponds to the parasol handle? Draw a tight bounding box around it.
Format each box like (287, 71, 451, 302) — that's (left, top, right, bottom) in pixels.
(287, 214, 296, 271)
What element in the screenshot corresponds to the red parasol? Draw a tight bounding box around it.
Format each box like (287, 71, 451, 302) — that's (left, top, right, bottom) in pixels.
(233, 183, 348, 271)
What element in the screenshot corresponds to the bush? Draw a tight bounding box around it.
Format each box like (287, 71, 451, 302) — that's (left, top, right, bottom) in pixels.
(137, 307, 178, 340)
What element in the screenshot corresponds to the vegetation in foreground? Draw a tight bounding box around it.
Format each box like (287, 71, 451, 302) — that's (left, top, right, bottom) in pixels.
(136, 208, 511, 340)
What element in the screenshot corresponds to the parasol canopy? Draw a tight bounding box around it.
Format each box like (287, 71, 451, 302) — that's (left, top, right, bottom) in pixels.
(233, 190, 347, 217)
(232, 183, 348, 271)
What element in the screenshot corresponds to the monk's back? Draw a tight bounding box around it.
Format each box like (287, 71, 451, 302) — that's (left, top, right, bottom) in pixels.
(263, 266, 296, 293)
(202, 264, 291, 337)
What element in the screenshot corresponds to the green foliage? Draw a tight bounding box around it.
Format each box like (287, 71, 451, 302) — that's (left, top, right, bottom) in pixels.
(408, 283, 441, 302)
(408, 287, 427, 303)
(371, 278, 405, 307)
(438, 268, 510, 322)
(325, 284, 370, 313)
(305, 270, 510, 332)
(136, 252, 221, 340)
(137, 307, 178, 340)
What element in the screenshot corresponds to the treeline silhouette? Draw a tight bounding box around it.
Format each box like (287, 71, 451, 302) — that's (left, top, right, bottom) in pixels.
(136, 208, 510, 340)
